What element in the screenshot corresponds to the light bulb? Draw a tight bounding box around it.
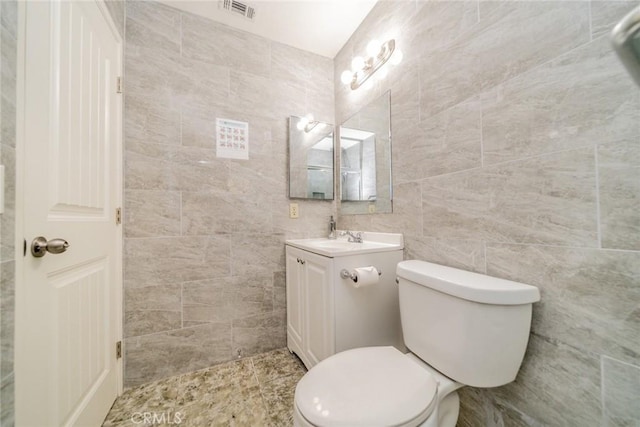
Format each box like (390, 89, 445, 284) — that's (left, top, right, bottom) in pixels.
(377, 65, 388, 80)
(340, 70, 353, 85)
(351, 56, 365, 71)
(297, 116, 309, 131)
(366, 39, 381, 57)
(390, 49, 403, 66)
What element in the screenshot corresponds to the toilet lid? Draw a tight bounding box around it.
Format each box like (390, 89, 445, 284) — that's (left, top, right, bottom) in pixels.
(295, 346, 438, 427)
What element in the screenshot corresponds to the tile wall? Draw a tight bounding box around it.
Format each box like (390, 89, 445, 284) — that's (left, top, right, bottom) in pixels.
(335, 1, 640, 425)
(0, 0, 17, 424)
(123, 1, 334, 387)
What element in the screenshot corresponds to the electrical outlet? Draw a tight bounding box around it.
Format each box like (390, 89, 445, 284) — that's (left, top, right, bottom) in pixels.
(368, 204, 376, 214)
(289, 203, 299, 219)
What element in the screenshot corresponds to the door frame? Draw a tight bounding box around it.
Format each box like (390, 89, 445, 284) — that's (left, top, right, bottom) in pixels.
(14, 0, 124, 420)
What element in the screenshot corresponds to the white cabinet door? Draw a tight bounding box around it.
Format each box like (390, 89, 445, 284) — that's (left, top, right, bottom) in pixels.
(285, 247, 304, 352)
(302, 252, 334, 367)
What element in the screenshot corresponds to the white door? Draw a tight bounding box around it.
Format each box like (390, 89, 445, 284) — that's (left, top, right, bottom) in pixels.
(16, 0, 123, 425)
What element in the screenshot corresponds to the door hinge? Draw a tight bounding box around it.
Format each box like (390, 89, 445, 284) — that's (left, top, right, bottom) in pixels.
(115, 207, 122, 225)
(116, 76, 123, 94)
(116, 341, 122, 359)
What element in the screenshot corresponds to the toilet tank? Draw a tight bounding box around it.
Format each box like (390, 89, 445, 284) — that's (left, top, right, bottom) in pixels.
(396, 260, 540, 388)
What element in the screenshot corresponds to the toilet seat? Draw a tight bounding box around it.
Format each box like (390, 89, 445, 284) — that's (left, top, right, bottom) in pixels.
(294, 346, 438, 427)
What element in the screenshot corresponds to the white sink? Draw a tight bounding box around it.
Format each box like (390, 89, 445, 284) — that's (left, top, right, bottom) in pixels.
(286, 232, 403, 257)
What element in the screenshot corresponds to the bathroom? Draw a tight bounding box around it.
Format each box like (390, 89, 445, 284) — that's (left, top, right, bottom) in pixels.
(1, 0, 639, 425)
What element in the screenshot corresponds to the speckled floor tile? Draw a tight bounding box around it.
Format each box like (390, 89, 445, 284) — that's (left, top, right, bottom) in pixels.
(103, 347, 307, 427)
(252, 348, 306, 384)
(260, 371, 306, 427)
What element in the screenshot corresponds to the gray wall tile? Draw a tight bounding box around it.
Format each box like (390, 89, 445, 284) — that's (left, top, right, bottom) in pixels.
(598, 141, 640, 250)
(420, 1, 591, 118)
(422, 149, 598, 246)
(394, 97, 481, 183)
(486, 243, 640, 364)
(181, 13, 271, 78)
(104, 0, 125, 37)
(481, 37, 640, 165)
(335, 1, 637, 424)
(124, 323, 232, 387)
(231, 310, 286, 358)
(0, 261, 14, 380)
(602, 356, 640, 426)
(404, 236, 486, 274)
(490, 334, 602, 426)
(124, 0, 334, 386)
(124, 190, 181, 238)
(124, 236, 231, 289)
(1, 1, 16, 422)
(590, 1, 640, 39)
(181, 191, 273, 235)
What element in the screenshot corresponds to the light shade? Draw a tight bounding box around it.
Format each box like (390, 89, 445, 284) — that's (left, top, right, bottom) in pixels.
(340, 70, 353, 85)
(366, 39, 381, 57)
(351, 56, 365, 71)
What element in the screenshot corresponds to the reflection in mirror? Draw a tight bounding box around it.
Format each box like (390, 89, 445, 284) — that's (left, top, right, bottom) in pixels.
(288, 116, 334, 200)
(339, 91, 392, 214)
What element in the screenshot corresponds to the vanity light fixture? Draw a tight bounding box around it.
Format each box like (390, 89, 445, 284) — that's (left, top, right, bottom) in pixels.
(297, 114, 321, 133)
(340, 39, 403, 90)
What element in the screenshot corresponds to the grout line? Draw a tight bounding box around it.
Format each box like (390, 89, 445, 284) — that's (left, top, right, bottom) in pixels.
(600, 355, 606, 419)
(179, 13, 183, 58)
(419, 7, 597, 126)
(482, 241, 640, 254)
(588, 0, 593, 42)
(594, 146, 602, 249)
(479, 97, 484, 168)
(483, 240, 488, 274)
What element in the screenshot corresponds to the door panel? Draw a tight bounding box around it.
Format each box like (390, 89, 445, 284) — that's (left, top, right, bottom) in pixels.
(285, 247, 303, 348)
(16, 1, 122, 425)
(303, 253, 333, 367)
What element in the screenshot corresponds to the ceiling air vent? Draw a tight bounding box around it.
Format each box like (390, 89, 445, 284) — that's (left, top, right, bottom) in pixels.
(220, 0, 256, 20)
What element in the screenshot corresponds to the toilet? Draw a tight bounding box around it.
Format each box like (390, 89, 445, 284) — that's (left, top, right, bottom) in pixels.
(293, 260, 540, 427)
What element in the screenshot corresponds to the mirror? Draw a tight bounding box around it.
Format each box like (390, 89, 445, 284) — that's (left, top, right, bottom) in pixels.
(339, 91, 392, 214)
(288, 116, 335, 200)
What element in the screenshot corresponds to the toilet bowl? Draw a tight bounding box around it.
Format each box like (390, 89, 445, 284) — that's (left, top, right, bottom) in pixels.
(293, 347, 462, 427)
(293, 260, 540, 427)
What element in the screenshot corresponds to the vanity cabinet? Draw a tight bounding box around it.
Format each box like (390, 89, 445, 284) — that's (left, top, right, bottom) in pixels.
(285, 239, 404, 370)
(286, 246, 334, 367)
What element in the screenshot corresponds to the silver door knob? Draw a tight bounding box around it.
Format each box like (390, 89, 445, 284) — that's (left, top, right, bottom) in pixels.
(31, 236, 70, 258)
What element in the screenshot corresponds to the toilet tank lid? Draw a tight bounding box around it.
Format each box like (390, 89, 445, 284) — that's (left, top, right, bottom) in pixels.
(397, 260, 540, 305)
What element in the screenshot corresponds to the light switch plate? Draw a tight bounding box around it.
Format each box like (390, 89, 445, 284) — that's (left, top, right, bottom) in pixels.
(289, 203, 299, 219)
(368, 204, 376, 214)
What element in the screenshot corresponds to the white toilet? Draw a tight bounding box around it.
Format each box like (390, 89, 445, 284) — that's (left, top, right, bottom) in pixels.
(293, 260, 540, 427)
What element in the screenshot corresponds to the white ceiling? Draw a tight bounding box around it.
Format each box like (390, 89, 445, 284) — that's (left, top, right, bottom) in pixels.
(157, 0, 378, 58)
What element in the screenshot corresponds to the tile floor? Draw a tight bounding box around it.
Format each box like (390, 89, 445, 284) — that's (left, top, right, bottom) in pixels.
(103, 348, 306, 427)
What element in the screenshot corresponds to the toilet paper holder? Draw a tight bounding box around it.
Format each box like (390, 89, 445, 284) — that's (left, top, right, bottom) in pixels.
(340, 267, 382, 282)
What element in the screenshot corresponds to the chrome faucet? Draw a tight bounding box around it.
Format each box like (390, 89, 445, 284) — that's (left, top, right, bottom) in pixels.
(328, 216, 337, 240)
(341, 230, 363, 243)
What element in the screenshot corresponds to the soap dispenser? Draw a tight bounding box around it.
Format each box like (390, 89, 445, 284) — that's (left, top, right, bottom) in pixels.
(328, 215, 337, 239)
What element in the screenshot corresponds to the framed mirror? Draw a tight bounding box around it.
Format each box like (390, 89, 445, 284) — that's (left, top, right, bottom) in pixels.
(288, 116, 335, 200)
(339, 91, 392, 214)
